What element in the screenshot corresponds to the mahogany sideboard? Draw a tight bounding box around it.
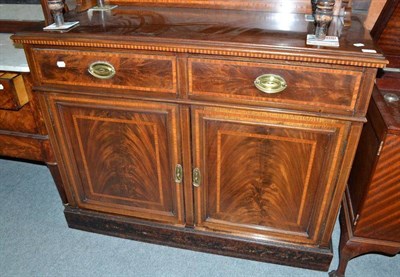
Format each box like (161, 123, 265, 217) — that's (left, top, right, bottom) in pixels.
(12, 1, 388, 271)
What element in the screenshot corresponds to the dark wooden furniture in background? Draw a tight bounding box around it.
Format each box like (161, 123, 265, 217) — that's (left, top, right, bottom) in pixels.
(372, 0, 400, 88)
(13, 0, 387, 271)
(0, 22, 43, 156)
(0, 71, 67, 203)
(0, 18, 66, 203)
(330, 87, 400, 277)
(330, 1, 400, 276)
(0, 21, 44, 33)
(0, 71, 46, 160)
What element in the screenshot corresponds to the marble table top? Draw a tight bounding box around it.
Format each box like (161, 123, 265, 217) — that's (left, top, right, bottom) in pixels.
(0, 33, 29, 72)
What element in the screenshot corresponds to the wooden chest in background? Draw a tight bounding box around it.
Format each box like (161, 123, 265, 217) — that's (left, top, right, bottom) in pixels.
(0, 70, 67, 203)
(331, 1, 400, 276)
(0, 72, 47, 161)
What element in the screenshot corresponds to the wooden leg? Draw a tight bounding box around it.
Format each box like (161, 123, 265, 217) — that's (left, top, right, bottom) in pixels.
(329, 242, 353, 277)
(329, 195, 400, 277)
(329, 208, 353, 277)
(42, 139, 68, 205)
(46, 162, 68, 204)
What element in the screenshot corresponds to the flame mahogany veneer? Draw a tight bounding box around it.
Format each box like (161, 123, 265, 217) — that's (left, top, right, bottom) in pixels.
(13, 3, 387, 271)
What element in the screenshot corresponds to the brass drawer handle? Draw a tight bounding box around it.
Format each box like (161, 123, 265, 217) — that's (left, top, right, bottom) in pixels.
(88, 61, 116, 79)
(384, 93, 399, 103)
(254, 74, 287, 94)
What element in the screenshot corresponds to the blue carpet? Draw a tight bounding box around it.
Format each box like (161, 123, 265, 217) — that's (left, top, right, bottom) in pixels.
(1, 158, 399, 276)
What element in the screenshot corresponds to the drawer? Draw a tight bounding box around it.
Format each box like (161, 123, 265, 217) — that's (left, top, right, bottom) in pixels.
(189, 58, 364, 114)
(0, 104, 39, 134)
(30, 48, 177, 94)
(0, 133, 45, 161)
(0, 72, 29, 110)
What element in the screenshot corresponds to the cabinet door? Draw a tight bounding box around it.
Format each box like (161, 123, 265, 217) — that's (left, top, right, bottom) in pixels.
(47, 94, 184, 225)
(192, 106, 349, 245)
(354, 133, 400, 243)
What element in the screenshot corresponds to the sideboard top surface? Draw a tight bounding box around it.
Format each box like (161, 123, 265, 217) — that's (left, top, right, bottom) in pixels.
(105, 0, 312, 12)
(13, 5, 388, 68)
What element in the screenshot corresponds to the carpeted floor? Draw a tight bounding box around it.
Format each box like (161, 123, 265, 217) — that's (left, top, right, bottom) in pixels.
(0, 158, 399, 277)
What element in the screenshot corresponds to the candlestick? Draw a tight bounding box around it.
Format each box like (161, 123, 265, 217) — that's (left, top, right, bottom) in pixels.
(315, 0, 336, 40)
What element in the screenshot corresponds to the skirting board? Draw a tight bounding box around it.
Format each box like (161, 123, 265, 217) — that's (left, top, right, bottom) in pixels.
(64, 207, 333, 271)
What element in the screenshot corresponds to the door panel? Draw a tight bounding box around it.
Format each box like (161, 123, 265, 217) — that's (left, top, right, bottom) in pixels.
(48, 94, 184, 225)
(192, 106, 348, 244)
(355, 134, 400, 242)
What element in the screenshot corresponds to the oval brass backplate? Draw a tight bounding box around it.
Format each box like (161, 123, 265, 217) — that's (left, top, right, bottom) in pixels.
(254, 74, 287, 94)
(192, 168, 201, 188)
(175, 164, 183, 184)
(88, 61, 116, 79)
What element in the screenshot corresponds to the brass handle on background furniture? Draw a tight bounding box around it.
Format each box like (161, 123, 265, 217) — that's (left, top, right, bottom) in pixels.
(88, 61, 116, 79)
(384, 93, 399, 103)
(254, 74, 287, 94)
(175, 164, 183, 184)
(192, 168, 201, 187)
